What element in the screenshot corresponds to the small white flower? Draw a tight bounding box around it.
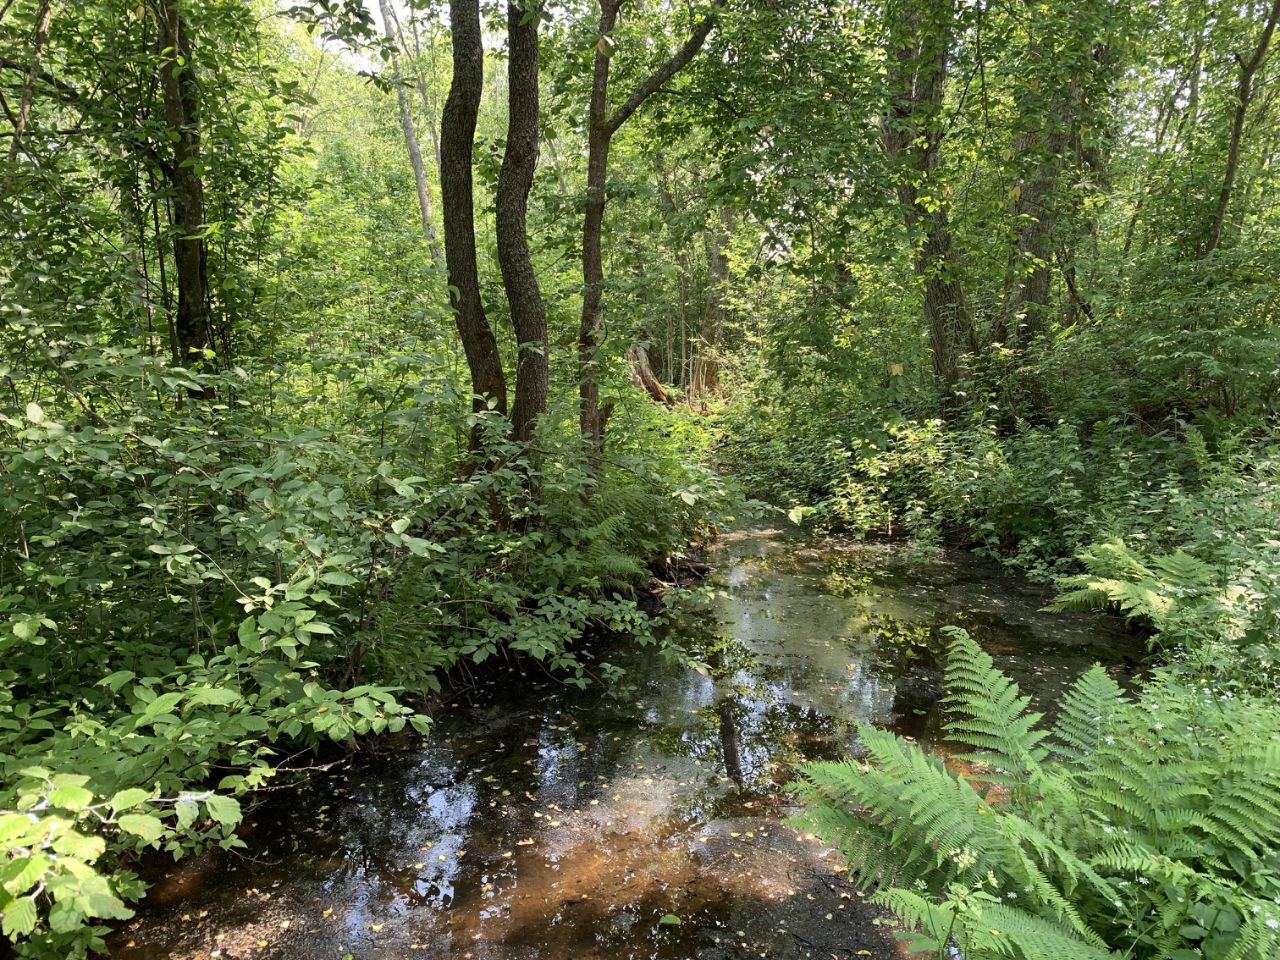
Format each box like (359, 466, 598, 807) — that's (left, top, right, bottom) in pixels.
(1267, 919, 1280, 931)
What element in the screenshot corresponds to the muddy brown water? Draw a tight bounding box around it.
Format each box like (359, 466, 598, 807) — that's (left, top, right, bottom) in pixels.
(109, 526, 1140, 960)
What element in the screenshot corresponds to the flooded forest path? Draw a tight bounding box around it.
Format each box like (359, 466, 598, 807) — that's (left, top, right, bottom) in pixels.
(112, 526, 1138, 960)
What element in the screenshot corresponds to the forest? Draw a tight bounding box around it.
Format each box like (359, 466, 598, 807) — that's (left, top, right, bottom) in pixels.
(2, 0, 1280, 957)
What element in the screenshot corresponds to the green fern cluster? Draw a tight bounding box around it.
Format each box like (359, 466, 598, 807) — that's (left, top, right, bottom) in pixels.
(790, 628, 1280, 960)
(578, 481, 667, 586)
(1051, 538, 1227, 644)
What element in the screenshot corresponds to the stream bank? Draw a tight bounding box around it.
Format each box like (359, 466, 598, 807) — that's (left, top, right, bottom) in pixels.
(110, 525, 1139, 960)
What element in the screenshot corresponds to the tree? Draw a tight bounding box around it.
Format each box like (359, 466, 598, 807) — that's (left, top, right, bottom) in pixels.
(1204, 0, 1280, 254)
(577, 0, 725, 459)
(496, 0, 549, 445)
(1000, 0, 1119, 346)
(440, 0, 507, 425)
(1, 0, 51, 179)
(379, 0, 443, 263)
(880, 0, 976, 395)
(158, 0, 212, 367)
(689, 206, 732, 403)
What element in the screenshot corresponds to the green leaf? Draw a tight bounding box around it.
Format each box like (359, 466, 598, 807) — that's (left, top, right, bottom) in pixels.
(117, 813, 165, 843)
(203, 794, 241, 828)
(1, 896, 38, 937)
(659, 913, 682, 925)
(48, 785, 94, 811)
(186, 686, 241, 707)
(99, 670, 136, 692)
(321, 570, 359, 586)
(109, 788, 152, 811)
(174, 799, 199, 829)
(138, 691, 184, 723)
(24, 402, 44, 425)
(0, 814, 33, 844)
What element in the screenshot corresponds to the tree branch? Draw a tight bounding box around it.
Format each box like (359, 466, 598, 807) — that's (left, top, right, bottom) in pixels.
(605, 0, 726, 135)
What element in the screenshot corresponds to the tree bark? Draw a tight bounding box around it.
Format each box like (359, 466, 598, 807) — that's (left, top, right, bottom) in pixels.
(1204, 0, 1280, 255)
(2, 0, 51, 177)
(1001, 22, 1078, 347)
(626, 343, 670, 405)
(881, 0, 975, 396)
(496, 0, 548, 444)
(689, 207, 731, 404)
(441, 0, 507, 426)
(577, 0, 725, 458)
(158, 0, 212, 368)
(379, 0, 443, 264)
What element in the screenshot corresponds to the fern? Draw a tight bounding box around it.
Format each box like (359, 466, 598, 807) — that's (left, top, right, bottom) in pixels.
(793, 629, 1280, 960)
(1051, 538, 1227, 646)
(1049, 665, 1126, 764)
(940, 626, 1049, 797)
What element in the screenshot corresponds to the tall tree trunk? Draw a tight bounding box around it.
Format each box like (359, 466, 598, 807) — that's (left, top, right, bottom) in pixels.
(881, 0, 975, 396)
(1204, 0, 1280, 254)
(1003, 135, 1063, 344)
(2, 0, 51, 180)
(1001, 21, 1079, 347)
(576, 0, 725, 459)
(379, 0, 442, 264)
(158, 0, 211, 367)
(689, 207, 731, 404)
(441, 0, 507, 428)
(405, 13, 444, 169)
(577, 0, 621, 455)
(496, 0, 548, 445)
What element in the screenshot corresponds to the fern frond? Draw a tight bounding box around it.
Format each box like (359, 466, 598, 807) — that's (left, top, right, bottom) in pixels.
(941, 628, 1049, 790)
(975, 902, 1118, 960)
(1050, 665, 1127, 764)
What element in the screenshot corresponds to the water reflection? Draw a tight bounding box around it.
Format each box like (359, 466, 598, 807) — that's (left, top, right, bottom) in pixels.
(111, 526, 1138, 960)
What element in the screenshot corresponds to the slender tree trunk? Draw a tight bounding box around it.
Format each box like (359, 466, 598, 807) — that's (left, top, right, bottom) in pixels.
(1204, 0, 1280, 254)
(496, 0, 548, 444)
(689, 207, 731, 404)
(576, 0, 725, 460)
(379, 0, 442, 264)
(441, 0, 507, 428)
(3, 0, 51, 180)
(881, 0, 975, 395)
(1121, 83, 1180, 258)
(158, 0, 211, 368)
(578, 0, 620, 455)
(405, 13, 444, 169)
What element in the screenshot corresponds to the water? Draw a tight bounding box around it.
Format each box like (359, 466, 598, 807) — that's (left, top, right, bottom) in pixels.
(110, 526, 1139, 960)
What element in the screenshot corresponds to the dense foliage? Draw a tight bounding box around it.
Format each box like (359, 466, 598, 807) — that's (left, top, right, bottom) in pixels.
(3, 0, 1278, 955)
(0, 0, 729, 953)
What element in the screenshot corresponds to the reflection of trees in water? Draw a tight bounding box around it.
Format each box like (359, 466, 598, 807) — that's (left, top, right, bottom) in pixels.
(717, 699, 745, 788)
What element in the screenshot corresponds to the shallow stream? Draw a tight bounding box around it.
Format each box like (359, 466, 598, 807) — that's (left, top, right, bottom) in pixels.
(110, 526, 1139, 960)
